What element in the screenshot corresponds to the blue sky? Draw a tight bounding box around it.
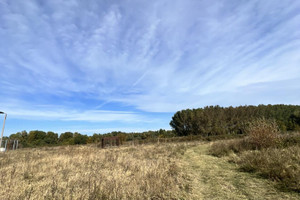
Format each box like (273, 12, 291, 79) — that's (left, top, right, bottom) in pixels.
(1, 0, 300, 136)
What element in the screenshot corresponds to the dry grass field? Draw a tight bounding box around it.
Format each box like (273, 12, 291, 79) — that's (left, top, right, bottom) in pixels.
(1, 141, 299, 200)
(0, 143, 191, 200)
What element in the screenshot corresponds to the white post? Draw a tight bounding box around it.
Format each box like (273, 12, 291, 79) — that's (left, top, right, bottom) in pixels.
(4, 140, 7, 151)
(0, 113, 7, 148)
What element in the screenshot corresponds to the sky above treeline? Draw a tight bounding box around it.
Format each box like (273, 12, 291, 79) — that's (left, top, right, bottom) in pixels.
(1, 0, 300, 135)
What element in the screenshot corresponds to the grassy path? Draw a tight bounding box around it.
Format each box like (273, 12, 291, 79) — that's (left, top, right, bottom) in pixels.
(183, 143, 300, 200)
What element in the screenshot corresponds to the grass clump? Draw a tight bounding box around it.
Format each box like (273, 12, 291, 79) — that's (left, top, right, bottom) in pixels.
(209, 138, 249, 157)
(237, 146, 300, 192)
(279, 132, 300, 147)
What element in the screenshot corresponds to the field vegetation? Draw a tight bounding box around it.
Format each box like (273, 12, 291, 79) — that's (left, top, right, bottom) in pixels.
(209, 118, 300, 192)
(1, 139, 300, 199)
(0, 143, 191, 199)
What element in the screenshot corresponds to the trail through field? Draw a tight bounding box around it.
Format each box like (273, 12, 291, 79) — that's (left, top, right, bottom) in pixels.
(183, 143, 300, 200)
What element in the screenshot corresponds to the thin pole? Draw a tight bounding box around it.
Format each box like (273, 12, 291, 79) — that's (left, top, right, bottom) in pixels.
(0, 113, 7, 148)
(4, 140, 7, 151)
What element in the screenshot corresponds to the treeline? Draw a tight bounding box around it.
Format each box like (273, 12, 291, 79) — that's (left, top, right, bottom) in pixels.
(6, 104, 300, 148)
(6, 129, 175, 148)
(170, 104, 300, 136)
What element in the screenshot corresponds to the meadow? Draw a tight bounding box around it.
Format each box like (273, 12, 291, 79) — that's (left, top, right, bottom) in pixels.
(1, 136, 300, 200)
(0, 143, 191, 199)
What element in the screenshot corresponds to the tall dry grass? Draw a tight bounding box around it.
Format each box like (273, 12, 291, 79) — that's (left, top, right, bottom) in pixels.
(0, 143, 190, 199)
(209, 126, 300, 192)
(237, 146, 300, 192)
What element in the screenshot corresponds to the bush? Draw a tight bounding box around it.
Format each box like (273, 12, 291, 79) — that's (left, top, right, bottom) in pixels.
(209, 138, 250, 157)
(247, 118, 280, 149)
(237, 146, 300, 192)
(279, 132, 300, 147)
(210, 132, 300, 158)
(73, 133, 88, 144)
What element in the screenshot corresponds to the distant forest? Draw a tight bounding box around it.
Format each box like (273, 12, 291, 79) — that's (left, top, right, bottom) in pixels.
(6, 129, 175, 148)
(5, 104, 300, 147)
(170, 104, 300, 136)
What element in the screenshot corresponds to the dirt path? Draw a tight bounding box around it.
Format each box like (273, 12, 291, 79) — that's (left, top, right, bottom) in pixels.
(183, 143, 300, 200)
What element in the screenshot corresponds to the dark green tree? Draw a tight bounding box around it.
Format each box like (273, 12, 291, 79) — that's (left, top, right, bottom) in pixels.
(59, 132, 74, 145)
(27, 130, 47, 146)
(170, 105, 300, 136)
(73, 132, 88, 144)
(44, 131, 58, 145)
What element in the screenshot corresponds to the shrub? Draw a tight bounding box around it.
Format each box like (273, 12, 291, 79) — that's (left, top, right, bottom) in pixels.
(209, 138, 251, 157)
(237, 146, 300, 192)
(247, 118, 280, 149)
(73, 133, 88, 144)
(279, 132, 300, 147)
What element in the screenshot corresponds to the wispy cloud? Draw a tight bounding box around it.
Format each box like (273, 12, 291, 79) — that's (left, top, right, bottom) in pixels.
(1, 101, 146, 122)
(0, 0, 300, 134)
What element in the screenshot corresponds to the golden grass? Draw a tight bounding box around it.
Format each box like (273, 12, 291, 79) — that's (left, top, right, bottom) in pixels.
(236, 146, 300, 192)
(0, 143, 190, 200)
(208, 132, 300, 194)
(1, 140, 299, 200)
(184, 143, 300, 200)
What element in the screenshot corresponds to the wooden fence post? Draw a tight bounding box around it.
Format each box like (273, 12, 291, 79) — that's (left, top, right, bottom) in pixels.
(101, 138, 104, 148)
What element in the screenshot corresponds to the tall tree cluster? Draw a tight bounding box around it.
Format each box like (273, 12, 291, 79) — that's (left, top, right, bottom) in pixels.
(170, 104, 300, 136)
